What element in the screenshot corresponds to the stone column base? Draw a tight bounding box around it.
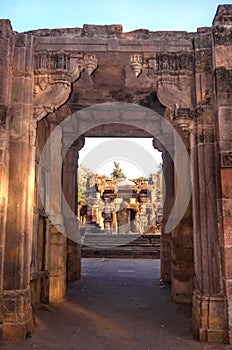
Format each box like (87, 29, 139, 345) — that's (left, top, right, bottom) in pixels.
(172, 277, 193, 304)
(192, 291, 228, 343)
(0, 289, 34, 340)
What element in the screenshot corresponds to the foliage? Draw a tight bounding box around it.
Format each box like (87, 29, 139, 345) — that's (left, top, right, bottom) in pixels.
(78, 165, 93, 202)
(111, 162, 126, 180)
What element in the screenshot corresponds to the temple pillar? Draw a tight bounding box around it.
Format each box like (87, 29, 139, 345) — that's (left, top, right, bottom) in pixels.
(188, 15, 228, 342)
(153, 139, 174, 283)
(191, 113, 226, 342)
(171, 113, 194, 303)
(213, 5, 232, 344)
(63, 135, 85, 282)
(0, 20, 13, 292)
(0, 30, 35, 339)
(48, 121, 67, 302)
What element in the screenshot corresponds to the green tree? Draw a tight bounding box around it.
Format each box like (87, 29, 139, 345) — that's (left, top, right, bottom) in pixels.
(111, 162, 126, 180)
(77, 165, 93, 202)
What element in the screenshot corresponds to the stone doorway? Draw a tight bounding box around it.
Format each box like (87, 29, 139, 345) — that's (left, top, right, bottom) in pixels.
(33, 104, 194, 335)
(0, 5, 232, 343)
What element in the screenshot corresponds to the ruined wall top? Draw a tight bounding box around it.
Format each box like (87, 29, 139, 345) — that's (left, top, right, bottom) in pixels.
(1, 4, 232, 42)
(213, 4, 232, 25)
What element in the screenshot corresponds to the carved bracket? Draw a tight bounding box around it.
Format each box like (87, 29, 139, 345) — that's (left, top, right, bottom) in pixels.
(83, 54, 98, 75)
(157, 75, 193, 110)
(130, 52, 194, 109)
(129, 54, 143, 77)
(173, 108, 194, 131)
(33, 52, 98, 120)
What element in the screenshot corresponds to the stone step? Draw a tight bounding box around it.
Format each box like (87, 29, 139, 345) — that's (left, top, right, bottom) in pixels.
(82, 233, 141, 247)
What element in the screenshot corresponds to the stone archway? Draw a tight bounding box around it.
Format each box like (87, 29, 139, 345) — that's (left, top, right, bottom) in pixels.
(0, 5, 232, 344)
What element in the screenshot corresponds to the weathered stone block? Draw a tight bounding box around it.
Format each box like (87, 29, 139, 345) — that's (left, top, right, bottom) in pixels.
(172, 247, 193, 262)
(0, 320, 34, 341)
(218, 108, 232, 141)
(221, 169, 232, 200)
(222, 216, 232, 245)
(172, 276, 193, 303)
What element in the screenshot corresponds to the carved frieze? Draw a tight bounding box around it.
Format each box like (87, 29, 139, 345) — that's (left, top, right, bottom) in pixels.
(33, 52, 98, 120)
(146, 52, 193, 76)
(131, 52, 194, 77)
(221, 151, 232, 167)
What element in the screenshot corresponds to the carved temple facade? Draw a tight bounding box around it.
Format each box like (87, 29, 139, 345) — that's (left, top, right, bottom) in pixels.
(0, 4, 232, 344)
(78, 173, 162, 234)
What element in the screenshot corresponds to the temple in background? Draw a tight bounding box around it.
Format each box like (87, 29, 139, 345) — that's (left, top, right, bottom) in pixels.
(78, 171, 163, 234)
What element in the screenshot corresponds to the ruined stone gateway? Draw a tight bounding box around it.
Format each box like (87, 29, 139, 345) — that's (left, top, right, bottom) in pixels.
(0, 4, 232, 344)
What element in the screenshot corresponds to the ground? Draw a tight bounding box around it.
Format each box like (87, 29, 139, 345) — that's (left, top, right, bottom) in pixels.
(0, 259, 231, 350)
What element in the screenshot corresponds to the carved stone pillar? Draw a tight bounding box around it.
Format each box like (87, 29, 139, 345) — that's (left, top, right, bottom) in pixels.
(63, 135, 85, 282)
(153, 138, 174, 283)
(48, 121, 67, 302)
(171, 109, 194, 304)
(0, 31, 35, 339)
(188, 12, 229, 342)
(0, 20, 13, 293)
(191, 110, 226, 342)
(213, 5, 232, 344)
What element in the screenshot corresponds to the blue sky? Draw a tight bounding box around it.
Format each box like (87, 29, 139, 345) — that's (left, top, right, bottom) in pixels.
(2, 0, 232, 33)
